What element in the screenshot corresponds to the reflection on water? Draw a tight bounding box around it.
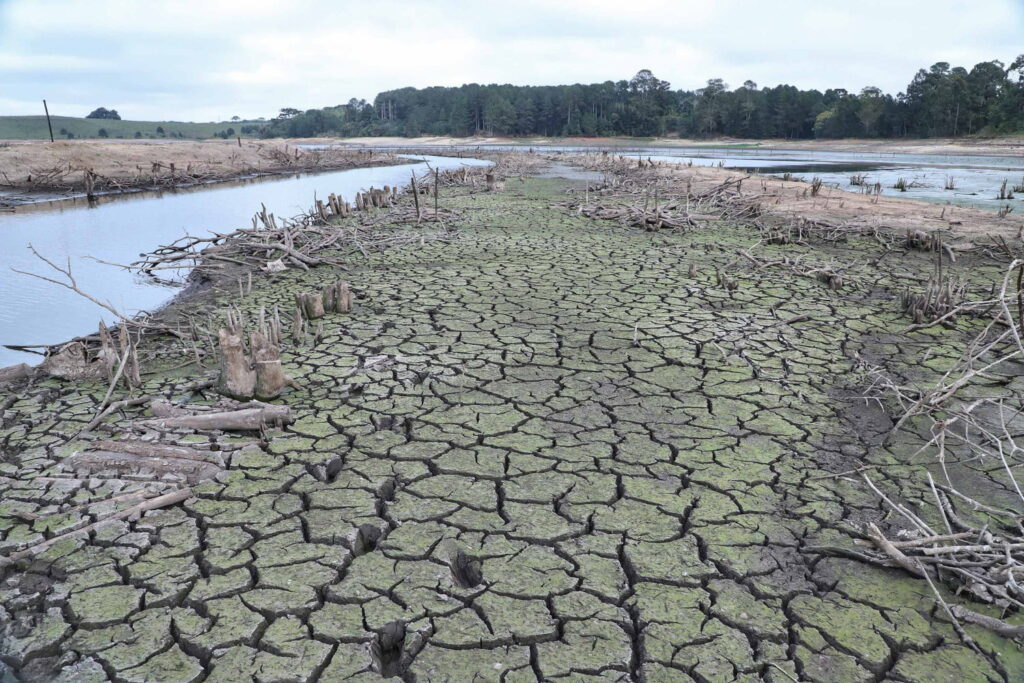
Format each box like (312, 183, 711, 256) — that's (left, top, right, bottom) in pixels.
(0, 155, 490, 367)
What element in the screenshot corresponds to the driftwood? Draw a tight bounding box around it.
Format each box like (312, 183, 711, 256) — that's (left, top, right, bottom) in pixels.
(97, 321, 118, 381)
(0, 363, 33, 385)
(78, 378, 217, 435)
(65, 449, 219, 484)
(0, 488, 194, 569)
(149, 399, 191, 419)
(138, 403, 292, 431)
(39, 341, 106, 380)
(90, 439, 223, 465)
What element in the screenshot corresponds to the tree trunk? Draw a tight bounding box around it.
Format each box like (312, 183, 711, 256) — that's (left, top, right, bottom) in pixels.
(139, 404, 292, 431)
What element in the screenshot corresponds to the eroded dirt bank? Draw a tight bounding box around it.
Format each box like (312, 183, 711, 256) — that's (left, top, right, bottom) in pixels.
(1, 156, 1022, 681)
(0, 140, 398, 208)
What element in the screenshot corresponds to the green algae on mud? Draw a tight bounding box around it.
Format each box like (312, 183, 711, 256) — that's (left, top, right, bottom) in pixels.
(0, 172, 1022, 681)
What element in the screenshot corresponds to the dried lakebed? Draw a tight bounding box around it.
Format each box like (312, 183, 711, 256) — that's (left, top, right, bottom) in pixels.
(1, 174, 1022, 681)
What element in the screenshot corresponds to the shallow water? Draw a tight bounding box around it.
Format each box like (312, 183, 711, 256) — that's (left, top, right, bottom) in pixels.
(585, 147, 1024, 211)
(354, 143, 1024, 211)
(0, 155, 490, 367)
(555, 146, 1024, 210)
(635, 151, 1024, 211)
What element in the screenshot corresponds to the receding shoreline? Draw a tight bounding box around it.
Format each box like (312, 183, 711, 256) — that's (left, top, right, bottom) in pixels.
(0, 140, 403, 209)
(4, 147, 1023, 371)
(320, 134, 1024, 158)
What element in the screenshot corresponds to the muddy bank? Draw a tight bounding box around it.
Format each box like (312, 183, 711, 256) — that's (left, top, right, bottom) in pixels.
(565, 151, 1024, 240)
(0, 155, 1022, 680)
(0, 154, 494, 370)
(0, 140, 402, 208)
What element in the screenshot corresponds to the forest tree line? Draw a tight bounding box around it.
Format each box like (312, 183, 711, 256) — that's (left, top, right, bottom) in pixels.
(257, 57, 1024, 140)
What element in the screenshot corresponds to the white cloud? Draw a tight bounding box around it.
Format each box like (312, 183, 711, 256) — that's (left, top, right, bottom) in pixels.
(0, 0, 1020, 120)
(0, 52, 107, 71)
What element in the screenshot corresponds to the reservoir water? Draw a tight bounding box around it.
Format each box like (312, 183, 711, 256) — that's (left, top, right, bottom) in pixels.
(0, 155, 490, 367)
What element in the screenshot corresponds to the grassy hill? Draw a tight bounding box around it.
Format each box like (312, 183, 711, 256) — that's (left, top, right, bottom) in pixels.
(0, 115, 265, 140)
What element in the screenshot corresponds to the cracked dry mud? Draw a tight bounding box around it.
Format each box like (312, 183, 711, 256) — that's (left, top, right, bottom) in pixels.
(2, 174, 1023, 682)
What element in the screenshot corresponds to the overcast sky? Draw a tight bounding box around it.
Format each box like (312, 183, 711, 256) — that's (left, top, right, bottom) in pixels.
(1, 0, 1022, 122)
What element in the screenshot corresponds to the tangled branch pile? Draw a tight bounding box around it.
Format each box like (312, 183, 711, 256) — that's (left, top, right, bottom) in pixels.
(848, 262, 1024, 641)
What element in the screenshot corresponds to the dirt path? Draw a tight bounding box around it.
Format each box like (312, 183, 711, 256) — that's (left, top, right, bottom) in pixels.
(0, 168, 1020, 680)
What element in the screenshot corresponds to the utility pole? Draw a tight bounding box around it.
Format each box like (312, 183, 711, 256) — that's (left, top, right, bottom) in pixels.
(42, 100, 54, 142)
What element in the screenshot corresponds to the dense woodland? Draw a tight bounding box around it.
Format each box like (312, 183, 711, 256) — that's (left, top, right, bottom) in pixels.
(258, 57, 1024, 140)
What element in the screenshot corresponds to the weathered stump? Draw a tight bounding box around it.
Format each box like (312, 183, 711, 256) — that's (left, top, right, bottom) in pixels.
(252, 330, 288, 399)
(216, 328, 256, 399)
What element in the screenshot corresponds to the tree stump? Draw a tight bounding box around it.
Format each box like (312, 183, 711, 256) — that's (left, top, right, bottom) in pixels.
(302, 292, 325, 319)
(335, 281, 352, 313)
(252, 331, 288, 399)
(217, 328, 256, 399)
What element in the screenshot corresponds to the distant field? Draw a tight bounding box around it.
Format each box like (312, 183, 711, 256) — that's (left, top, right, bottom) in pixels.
(0, 115, 264, 140)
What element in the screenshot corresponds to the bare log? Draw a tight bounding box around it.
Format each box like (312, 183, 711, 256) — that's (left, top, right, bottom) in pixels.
(0, 488, 194, 569)
(138, 404, 292, 431)
(149, 399, 190, 419)
(65, 450, 219, 483)
(90, 439, 223, 465)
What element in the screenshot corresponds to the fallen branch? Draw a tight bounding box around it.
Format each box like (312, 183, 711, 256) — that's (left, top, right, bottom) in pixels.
(0, 487, 193, 568)
(136, 403, 292, 431)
